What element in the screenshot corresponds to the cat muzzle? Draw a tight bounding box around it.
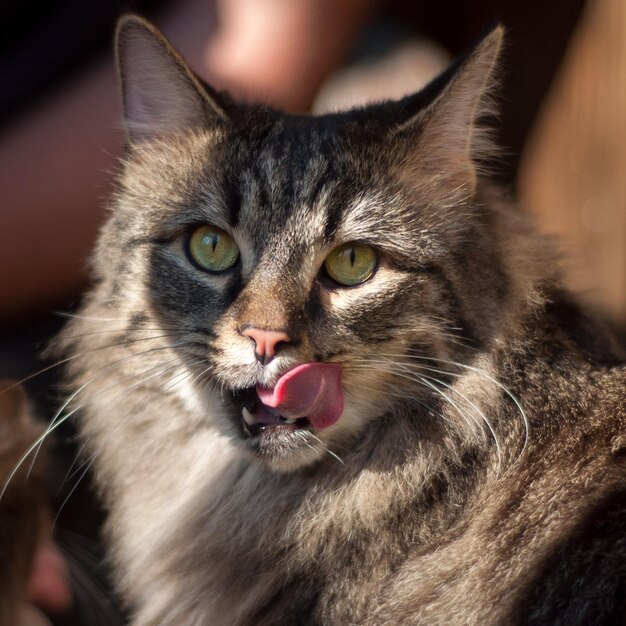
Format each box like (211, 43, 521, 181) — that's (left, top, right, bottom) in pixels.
(235, 362, 344, 436)
(256, 362, 344, 429)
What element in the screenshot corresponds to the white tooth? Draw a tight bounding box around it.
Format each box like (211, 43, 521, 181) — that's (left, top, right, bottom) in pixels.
(242, 407, 255, 425)
(280, 417, 297, 424)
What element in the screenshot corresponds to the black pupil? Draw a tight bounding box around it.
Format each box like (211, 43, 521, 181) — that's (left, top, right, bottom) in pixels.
(349, 247, 355, 266)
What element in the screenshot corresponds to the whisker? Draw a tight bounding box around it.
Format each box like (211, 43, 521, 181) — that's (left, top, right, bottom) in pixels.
(54, 311, 143, 323)
(309, 433, 344, 466)
(54, 458, 97, 531)
(416, 372, 502, 463)
(348, 359, 477, 428)
(60, 327, 184, 341)
(54, 364, 199, 526)
(396, 352, 529, 460)
(344, 367, 457, 429)
(43, 355, 185, 496)
(374, 351, 529, 462)
(58, 355, 191, 494)
(1, 343, 188, 502)
(0, 329, 187, 406)
(348, 356, 504, 464)
(27, 341, 187, 476)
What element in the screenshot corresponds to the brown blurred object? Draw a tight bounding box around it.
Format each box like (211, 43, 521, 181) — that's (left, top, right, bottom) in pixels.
(0, 381, 72, 625)
(520, 0, 626, 331)
(0, 381, 48, 625)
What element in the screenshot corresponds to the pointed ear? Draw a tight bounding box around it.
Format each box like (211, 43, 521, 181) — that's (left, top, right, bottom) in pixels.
(394, 26, 503, 198)
(115, 15, 227, 142)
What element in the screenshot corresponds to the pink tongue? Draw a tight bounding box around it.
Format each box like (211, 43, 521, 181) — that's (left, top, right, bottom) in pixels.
(256, 363, 343, 429)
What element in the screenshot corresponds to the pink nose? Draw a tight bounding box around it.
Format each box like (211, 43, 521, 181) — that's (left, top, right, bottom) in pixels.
(241, 327, 292, 364)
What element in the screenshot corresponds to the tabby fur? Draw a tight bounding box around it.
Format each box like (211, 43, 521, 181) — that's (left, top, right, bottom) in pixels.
(58, 16, 626, 625)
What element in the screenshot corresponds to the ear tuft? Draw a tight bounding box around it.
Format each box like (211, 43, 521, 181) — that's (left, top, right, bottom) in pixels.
(394, 26, 504, 198)
(115, 15, 227, 142)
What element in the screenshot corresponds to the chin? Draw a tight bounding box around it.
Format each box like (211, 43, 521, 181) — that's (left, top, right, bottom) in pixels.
(223, 384, 329, 472)
(247, 438, 324, 473)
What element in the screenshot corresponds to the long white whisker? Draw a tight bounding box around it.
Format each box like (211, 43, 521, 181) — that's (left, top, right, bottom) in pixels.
(59, 355, 193, 492)
(346, 359, 479, 430)
(54, 359, 205, 525)
(346, 364, 461, 430)
(1, 343, 187, 502)
(416, 372, 502, 463)
(27, 341, 187, 476)
(0, 330, 187, 407)
(309, 433, 344, 466)
(397, 352, 529, 460)
(375, 351, 529, 461)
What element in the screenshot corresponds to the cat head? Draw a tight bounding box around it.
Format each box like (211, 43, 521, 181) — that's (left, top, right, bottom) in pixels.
(92, 17, 511, 471)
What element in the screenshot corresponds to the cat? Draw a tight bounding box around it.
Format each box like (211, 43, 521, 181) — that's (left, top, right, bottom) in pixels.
(56, 15, 626, 625)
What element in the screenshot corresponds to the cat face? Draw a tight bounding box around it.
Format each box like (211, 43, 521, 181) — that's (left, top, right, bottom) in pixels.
(96, 18, 504, 470)
(134, 122, 444, 469)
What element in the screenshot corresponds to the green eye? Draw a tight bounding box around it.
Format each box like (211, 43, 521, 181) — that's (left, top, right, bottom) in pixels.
(187, 225, 239, 272)
(323, 243, 377, 286)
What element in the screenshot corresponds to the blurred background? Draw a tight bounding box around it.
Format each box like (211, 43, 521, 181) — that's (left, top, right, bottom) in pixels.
(0, 0, 624, 623)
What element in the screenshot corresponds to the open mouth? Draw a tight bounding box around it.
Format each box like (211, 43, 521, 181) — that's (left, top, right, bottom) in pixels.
(232, 386, 312, 437)
(229, 362, 344, 439)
